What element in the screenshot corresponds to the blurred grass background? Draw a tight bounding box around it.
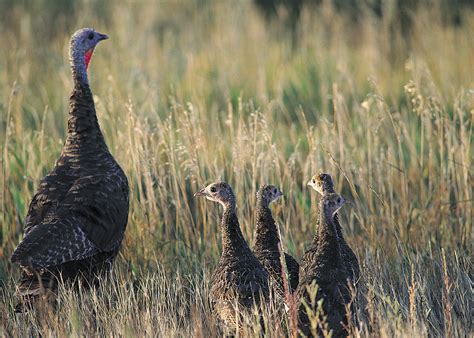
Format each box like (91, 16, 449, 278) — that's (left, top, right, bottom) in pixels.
(0, 0, 472, 336)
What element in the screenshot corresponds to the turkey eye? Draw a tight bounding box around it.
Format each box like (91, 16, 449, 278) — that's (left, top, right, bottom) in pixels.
(88, 33, 94, 40)
(273, 189, 277, 194)
(337, 198, 341, 203)
(210, 187, 216, 193)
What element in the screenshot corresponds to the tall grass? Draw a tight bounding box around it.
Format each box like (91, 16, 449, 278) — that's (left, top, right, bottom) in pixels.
(1, 1, 472, 336)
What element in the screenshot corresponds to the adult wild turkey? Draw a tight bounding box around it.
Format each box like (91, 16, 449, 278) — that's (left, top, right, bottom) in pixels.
(194, 182, 269, 333)
(297, 193, 351, 337)
(304, 173, 360, 283)
(253, 184, 299, 298)
(11, 28, 129, 311)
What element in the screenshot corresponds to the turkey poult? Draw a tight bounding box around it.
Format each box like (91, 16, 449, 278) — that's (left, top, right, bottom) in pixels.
(11, 28, 129, 311)
(305, 173, 360, 283)
(253, 184, 299, 299)
(297, 193, 351, 337)
(194, 182, 269, 333)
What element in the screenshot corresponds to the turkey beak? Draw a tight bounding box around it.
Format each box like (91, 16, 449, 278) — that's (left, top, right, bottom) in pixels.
(97, 33, 109, 41)
(194, 188, 207, 197)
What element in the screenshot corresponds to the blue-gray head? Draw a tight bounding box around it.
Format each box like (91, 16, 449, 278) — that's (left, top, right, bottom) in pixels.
(194, 181, 236, 208)
(257, 184, 283, 207)
(308, 173, 335, 195)
(69, 28, 108, 82)
(320, 193, 346, 217)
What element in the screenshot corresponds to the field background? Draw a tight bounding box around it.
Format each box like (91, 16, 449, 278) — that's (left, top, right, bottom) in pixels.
(0, 0, 472, 336)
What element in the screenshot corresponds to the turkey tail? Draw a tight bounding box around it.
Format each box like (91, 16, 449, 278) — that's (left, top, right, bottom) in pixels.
(14, 269, 56, 313)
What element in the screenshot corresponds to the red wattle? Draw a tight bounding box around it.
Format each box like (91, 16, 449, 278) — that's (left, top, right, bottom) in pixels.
(85, 48, 94, 70)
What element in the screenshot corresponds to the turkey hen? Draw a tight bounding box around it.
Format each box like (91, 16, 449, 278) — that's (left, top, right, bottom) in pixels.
(11, 28, 129, 312)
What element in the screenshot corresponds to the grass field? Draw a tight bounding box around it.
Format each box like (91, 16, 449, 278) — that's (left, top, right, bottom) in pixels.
(0, 0, 472, 336)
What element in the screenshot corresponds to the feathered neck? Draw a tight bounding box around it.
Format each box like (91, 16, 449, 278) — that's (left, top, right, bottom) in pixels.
(220, 204, 251, 256)
(70, 44, 91, 86)
(254, 199, 280, 252)
(317, 203, 342, 262)
(64, 43, 106, 154)
(313, 193, 343, 241)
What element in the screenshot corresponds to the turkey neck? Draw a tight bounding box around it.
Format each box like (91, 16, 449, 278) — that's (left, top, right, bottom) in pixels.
(65, 48, 107, 155)
(254, 198, 280, 253)
(220, 204, 252, 256)
(317, 203, 342, 264)
(314, 191, 344, 241)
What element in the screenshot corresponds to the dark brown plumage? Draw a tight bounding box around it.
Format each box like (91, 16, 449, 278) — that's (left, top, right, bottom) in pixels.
(253, 184, 299, 299)
(11, 28, 129, 312)
(194, 182, 269, 333)
(297, 193, 351, 337)
(304, 173, 360, 284)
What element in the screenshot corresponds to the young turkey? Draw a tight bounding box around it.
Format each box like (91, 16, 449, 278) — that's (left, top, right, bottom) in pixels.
(194, 182, 269, 333)
(253, 184, 299, 300)
(297, 193, 351, 337)
(303, 173, 360, 284)
(11, 28, 129, 312)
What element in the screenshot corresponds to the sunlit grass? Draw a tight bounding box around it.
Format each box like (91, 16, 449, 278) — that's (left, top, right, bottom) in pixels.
(1, 0, 472, 336)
